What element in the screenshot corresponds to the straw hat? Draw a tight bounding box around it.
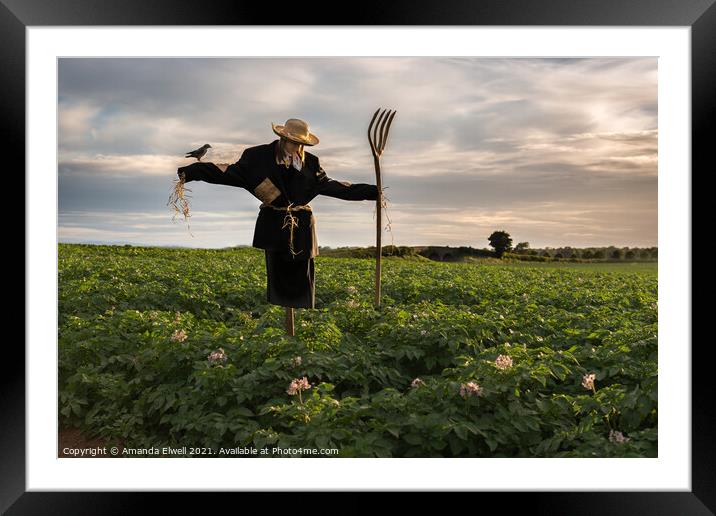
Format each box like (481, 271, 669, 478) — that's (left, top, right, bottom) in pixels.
(271, 118, 320, 146)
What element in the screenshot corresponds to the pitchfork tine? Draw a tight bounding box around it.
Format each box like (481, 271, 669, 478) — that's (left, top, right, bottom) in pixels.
(368, 109, 380, 153)
(377, 110, 389, 152)
(381, 110, 397, 152)
(378, 109, 393, 152)
(370, 109, 380, 146)
(373, 109, 387, 154)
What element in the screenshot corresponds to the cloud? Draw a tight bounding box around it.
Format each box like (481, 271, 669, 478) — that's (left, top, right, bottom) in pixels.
(58, 57, 658, 248)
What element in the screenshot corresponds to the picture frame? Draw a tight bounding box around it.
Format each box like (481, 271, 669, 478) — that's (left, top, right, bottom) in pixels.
(6, 0, 706, 509)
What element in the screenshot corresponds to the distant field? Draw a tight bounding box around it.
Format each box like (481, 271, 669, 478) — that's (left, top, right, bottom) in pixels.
(465, 259, 658, 273)
(58, 243, 657, 458)
(317, 247, 657, 273)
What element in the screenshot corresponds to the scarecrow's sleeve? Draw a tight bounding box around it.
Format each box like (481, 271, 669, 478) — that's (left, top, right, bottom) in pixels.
(315, 159, 378, 201)
(177, 150, 251, 189)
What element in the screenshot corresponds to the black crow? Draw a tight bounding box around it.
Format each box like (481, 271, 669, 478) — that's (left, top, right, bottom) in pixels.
(184, 144, 212, 161)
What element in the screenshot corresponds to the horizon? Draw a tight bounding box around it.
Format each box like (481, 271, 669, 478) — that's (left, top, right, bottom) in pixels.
(57, 240, 657, 251)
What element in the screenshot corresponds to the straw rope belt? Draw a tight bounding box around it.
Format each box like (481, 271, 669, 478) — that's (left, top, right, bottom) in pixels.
(259, 202, 313, 257)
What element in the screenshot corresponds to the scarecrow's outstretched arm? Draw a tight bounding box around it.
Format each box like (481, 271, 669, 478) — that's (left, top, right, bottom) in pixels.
(177, 150, 251, 189)
(315, 160, 378, 201)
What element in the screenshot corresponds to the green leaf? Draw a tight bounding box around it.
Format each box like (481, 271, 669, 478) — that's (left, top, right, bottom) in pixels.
(315, 435, 329, 449)
(235, 406, 254, 417)
(403, 433, 423, 445)
(453, 425, 467, 440)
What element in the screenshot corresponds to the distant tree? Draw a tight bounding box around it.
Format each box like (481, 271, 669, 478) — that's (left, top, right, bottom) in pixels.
(528, 249, 539, 256)
(554, 253, 564, 259)
(583, 250, 594, 259)
(514, 242, 530, 253)
(488, 230, 513, 258)
(540, 250, 551, 258)
(610, 249, 623, 260)
(625, 250, 635, 260)
(639, 249, 650, 260)
(593, 249, 605, 259)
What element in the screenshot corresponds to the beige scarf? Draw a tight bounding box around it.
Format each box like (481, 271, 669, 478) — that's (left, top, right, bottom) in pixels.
(276, 139, 305, 170)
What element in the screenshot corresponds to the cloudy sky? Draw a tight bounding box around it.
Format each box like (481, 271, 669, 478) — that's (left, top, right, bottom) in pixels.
(58, 57, 657, 249)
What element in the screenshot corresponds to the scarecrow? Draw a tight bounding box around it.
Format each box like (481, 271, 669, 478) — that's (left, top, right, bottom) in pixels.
(174, 118, 379, 333)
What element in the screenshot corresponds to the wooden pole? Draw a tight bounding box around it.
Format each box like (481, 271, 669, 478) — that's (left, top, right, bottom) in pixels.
(374, 157, 382, 308)
(368, 107, 396, 309)
(285, 306, 294, 336)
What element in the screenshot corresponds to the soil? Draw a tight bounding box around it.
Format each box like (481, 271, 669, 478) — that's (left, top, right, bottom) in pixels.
(58, 422, 126, 458)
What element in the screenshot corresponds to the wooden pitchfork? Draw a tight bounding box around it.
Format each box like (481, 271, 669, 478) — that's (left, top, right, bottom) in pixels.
(368, 107, 397, 308)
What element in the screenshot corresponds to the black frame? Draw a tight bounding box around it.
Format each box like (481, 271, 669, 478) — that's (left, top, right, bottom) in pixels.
(5, 0, 707, 511)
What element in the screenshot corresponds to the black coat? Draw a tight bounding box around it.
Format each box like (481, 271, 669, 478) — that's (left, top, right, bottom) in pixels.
(177, 139, 378, 258)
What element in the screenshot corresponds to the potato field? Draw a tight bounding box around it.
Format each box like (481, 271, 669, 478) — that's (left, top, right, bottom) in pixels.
(58, 244, 658, 457)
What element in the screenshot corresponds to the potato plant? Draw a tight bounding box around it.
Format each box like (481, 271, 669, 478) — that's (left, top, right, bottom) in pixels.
(58, 244, 657, 457)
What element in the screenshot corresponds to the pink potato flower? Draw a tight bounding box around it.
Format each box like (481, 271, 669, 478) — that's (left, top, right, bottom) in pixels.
(495, 354, 513, 370)
(411, 378, 425, 388)
(609, 430, 631, 443)
(582, 373, 596, 390)
(287, 377, 312, 396)
(207, 348, 227, 365)
(171, 329, 188, 342)
(460, 381, 483, 399)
